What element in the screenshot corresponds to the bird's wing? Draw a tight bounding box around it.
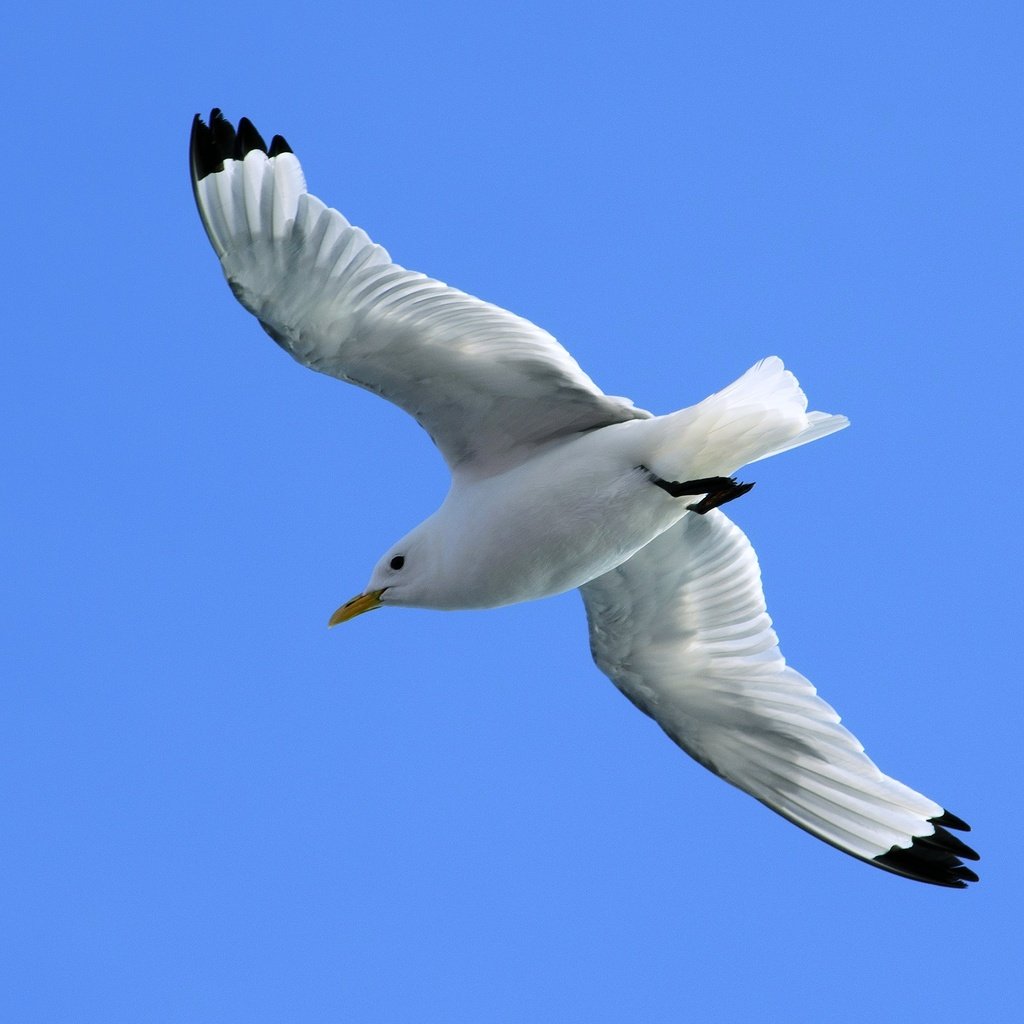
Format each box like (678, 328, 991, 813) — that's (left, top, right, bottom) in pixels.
(579, 509, 978, 887)
(190, 111, 648, 475)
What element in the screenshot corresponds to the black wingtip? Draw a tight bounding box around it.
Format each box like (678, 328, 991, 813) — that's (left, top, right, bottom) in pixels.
(191, 111, 291, 182)
(268, 133, 293, 157)
(873, 810, 980, 888)
(235, 116, 268, 159)
(190, 112, 223, 181)
(918, 826, 980, 862)
(933, 809, 971, 832)
(210, 108, 237, 164)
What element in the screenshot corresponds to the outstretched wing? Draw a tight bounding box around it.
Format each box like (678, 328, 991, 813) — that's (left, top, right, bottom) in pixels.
(190, 110, 648, 475)
(579, 509, 978, 887)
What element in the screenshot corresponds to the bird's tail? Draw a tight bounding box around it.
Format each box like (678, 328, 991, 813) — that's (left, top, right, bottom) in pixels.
(644, 357, 849, 480)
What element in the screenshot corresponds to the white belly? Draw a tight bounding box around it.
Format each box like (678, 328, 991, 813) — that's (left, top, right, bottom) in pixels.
(429, 423, 690, 609)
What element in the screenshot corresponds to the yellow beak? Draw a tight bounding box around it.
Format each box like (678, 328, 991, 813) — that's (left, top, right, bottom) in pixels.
(328, 588, 387, 627)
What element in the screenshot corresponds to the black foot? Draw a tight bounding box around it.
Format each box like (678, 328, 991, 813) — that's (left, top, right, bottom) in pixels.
(640, 468, 754, 514)
(686, 479, 754, 514)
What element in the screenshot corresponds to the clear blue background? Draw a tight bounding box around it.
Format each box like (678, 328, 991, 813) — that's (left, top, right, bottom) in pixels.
(3, 2, 1020, 1021)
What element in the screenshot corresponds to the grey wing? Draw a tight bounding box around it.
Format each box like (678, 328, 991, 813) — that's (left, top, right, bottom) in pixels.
(190, 111, 648, 475)
(579, 509, 979, 887)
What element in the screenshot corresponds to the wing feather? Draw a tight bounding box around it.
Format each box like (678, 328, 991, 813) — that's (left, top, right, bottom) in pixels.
(190, 111, 648, 474)
(579, 510, 978, 887)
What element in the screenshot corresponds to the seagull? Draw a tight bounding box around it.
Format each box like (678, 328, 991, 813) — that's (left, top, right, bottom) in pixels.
(190, 109, 978, 888)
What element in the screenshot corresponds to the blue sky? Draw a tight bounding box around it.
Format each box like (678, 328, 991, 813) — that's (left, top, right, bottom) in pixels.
(3, 2, 1021, 1021)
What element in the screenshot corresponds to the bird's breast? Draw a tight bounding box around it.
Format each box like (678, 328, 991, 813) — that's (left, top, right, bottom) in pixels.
(433, 432, 684, 609)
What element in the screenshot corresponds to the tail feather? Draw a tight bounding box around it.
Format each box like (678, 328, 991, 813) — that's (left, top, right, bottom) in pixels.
(749, 408, 851, 465)
(648, 357, 849, 479)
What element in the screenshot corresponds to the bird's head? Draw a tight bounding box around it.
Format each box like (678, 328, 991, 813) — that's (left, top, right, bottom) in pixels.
(328, 525, 440, 624)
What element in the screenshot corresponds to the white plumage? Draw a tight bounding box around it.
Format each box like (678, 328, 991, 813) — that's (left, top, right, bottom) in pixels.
(191, 110, 978, 887)
(581, 511, 961, 871)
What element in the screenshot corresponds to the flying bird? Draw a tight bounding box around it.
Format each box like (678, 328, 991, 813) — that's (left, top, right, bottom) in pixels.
(190, 110, 978, 887)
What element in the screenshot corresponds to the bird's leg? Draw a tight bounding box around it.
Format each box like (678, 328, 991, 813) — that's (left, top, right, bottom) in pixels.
(684, 480, 754, 514)
(639, 467, 755, 514)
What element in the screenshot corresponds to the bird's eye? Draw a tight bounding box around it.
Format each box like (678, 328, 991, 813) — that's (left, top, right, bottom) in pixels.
(389, 555, 405, 571)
